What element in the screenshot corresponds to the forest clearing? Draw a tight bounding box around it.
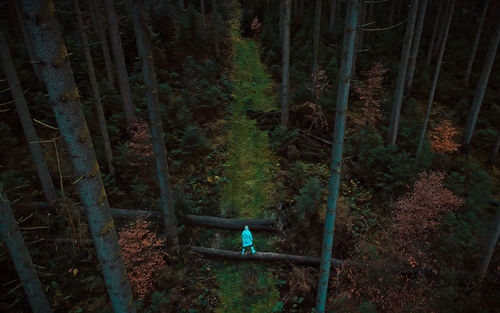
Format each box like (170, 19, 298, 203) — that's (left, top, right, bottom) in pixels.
(0, 0, 499, 312)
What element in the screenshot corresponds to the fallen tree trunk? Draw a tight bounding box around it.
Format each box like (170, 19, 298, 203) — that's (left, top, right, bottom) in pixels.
(31, 202, 276, 231)
(190, 246, 345, 267)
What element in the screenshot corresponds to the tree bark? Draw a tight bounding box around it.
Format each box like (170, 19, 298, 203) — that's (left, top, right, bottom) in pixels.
(386, 0, 419, 147)
(280, 0, 291, 128)
(0, 192, 53, 313)
(432, 0, 449, 61)
(416, 0, 455, 162)
(0, 29, 57, 205)
(329, 0, 336, 33)
(10, 0, 45, 86)
(312, 0, 322, 78)
(405, 0, 427, 93)
(426, 0, 443, 65)
(191, 246, 344, 267)
(74, 0, 115, 176)
(212, 0, 221, 58)
(351, 0, 365, 76)
(487, 129, 500, 164)
(21, 1, 136, 311)
(316, 1, 357, 312)
(463, 8, 500, 152)
(464, 0, 490, 86)
(88, 0, 115, 87)
(129, 0, 179, 252)
(388, 0, 395, 26)
(476, 205, 500, 282)
(104, 0, 137, 127)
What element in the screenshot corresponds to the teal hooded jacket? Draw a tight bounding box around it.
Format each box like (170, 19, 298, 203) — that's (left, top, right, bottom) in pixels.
(241, 226, 253, 247)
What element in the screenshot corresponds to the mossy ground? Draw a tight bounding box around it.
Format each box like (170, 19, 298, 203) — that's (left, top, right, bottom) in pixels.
(213, 5, 281, 312)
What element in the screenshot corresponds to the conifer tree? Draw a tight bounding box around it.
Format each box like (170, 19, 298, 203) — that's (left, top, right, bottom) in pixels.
(21, 1, 136, 311)
(0, 191, 53, 313)
(73, 0, 115, 175)
(386, 0, 419, 146)
(463, 7, 500, 153)
(280, 0, 291, 128)
(129, 0, 179, 252)
(88, 0, 115, 86)
(463, 0, 490, 86)
(405, 0, 427, 93)
(0, 29, 57, 205)
(316, 0, 357, 311)
(104, 0, 137, 127)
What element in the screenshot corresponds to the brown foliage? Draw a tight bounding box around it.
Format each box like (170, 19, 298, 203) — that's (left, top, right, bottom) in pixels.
(429, 119, 460, 154)
(353, 62, 387, 128)
(127, 121, 154, 166)
(118, 220, 168, 300)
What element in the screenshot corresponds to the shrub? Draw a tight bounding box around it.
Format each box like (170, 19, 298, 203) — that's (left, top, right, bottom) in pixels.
(119, 220, 168, 300)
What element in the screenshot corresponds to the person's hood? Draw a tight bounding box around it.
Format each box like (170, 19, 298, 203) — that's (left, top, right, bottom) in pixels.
(244, 225, 249, 231)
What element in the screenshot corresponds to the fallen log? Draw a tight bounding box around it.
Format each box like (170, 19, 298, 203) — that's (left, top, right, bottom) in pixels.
(190, 246, 345, 267)
(31, 202, 276, 231)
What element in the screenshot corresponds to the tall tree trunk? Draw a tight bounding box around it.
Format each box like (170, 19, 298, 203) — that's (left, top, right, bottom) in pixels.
(463, 10, 500, 153)
(315, 0, 357, 312)
(74, 0, 115, 176)
(415, 0, 455, 162)
(178, 0, 184, 10)
(88, 0, 115, 87)
(312, 0, 322, 77)
(388, 0, 395, 26)
(21, 1, 136, 311)
(432, 1, 449, 61)
(487, 130, 500, 164)
(351, 0, 362, 76)
(104, 0, 137, 127)
(212, 0, 221, 58)
(426, 0, 443, 65)
(201, 0, 206, 16)
(0, 192, 53, 313)
(280, 0, 285, 45)
(280, 0, 291, 128)
(0, 29, 57, 205)
(387, 0, 419, 146)
(329, 0, 336, 32)
(463, 0, 490, 86)
(405, 0, 427, 93)
(129, 0, 179, 252)
(476, 205, 500, 282)
(10, 0, 45, 86)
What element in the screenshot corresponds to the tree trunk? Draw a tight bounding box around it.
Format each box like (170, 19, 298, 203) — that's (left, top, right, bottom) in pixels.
(312, 0, 322, 78)
(0, 29, 57, 205)
(426, 0, 443, 65)
(487, 130, 500, 164)
(129, 0, 179, 252)
(104, 0, 137, 127)
(212, 0, 221, 58)
(10, 0, 45, 86)
(316, 0, 357, 312)
(386, 0, 419, 147)
(74, 0, 115, 176)
(405, 0, 427, 93)
(201, 0, 206, 16)
(191, 246, 344, 267)
(329, 0, 336, 33)
(464, 0, 490, 86)
(21, 1, 136, 312)
(432, 1, 449, 61)
(178, 0, 184, 10)
(388, 0, 395, 26)
(88, 0, 115, 87)
(280, 0, 291, 128)
(476, 205, 500, 282)
(463, 9, 500, 152)
(415, 0, 455, 162)
(279, 0, 285, 45)
(0, 192, 53, 313)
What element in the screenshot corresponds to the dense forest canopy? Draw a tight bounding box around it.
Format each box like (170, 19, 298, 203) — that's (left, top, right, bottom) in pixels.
(0, 0, 499, 312)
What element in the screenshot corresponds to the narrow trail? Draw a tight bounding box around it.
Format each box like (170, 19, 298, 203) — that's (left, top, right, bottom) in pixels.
(212, 5, 281, 312)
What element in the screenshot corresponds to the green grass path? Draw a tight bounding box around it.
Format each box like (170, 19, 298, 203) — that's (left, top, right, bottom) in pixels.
(213, 6, 281, 313)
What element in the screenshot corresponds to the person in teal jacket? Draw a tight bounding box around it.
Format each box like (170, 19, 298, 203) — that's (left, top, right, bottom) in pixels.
(241, 225, 256, 255)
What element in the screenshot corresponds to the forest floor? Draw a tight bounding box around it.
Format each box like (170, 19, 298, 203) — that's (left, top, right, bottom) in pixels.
(209, 8, 282, 313)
